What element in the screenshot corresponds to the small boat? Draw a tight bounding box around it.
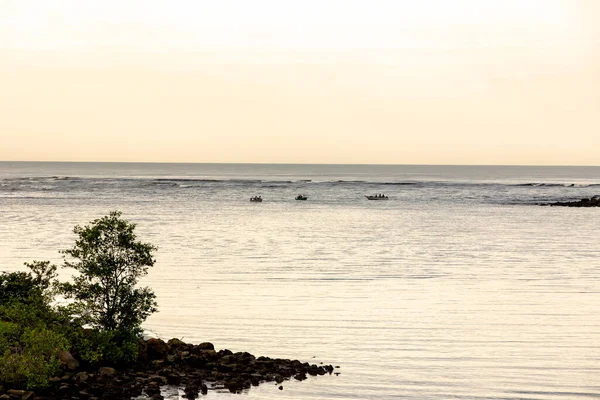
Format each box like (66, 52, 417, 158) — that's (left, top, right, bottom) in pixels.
(366, 194, 388, 200)
(295, 195, 308, 201)
(250, 196, 263, 202)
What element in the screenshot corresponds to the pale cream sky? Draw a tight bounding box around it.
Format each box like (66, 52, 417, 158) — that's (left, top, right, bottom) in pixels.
(1, 0, 599, 164)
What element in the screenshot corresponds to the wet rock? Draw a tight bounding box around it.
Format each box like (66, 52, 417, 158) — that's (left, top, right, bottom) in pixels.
(183, 382, 199, 399)
(145, 383, 161, 397)
(225, 380, 240, 393)
(166, 374, 181, 385)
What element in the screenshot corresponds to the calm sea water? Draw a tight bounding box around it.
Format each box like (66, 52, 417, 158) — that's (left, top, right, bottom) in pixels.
(1, 162, 600, 400)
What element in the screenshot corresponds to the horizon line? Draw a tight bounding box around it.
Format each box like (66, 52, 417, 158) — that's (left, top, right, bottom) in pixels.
(1, 160, 599, 168)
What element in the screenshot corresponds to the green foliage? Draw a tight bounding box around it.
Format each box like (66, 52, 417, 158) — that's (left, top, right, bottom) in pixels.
(0, 321, 19, 355)
(59, 211, 158, 333)
(0, 261, 56, 305)
(0, 261, 58, 328)
(64, 327, 140, 367)
(0, 211, 159, 389)
(0, 271, 35, 304)
(0, 301, 50, 329)
(0, 326, 68, 389)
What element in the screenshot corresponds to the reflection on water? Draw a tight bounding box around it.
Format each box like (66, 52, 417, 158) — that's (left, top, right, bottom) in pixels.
(1, 163, 599, 399)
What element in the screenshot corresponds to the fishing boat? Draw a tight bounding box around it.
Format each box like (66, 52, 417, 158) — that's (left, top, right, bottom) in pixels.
(365, 194, 388, 200)
(295, 195, 308, 201)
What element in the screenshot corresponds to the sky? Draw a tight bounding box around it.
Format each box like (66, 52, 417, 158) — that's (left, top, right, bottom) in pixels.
(1, 0, 599, 165)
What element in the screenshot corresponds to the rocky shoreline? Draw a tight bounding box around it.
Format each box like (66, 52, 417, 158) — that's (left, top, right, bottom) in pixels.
(0, 338, 338, 400)
(541, 196, 600, 207)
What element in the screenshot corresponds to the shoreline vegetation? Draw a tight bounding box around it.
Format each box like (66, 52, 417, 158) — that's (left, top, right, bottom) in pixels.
(0, 212, 336, 399)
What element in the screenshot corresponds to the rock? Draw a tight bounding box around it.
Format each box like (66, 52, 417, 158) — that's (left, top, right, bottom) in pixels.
(218, 349, 233, 357)
(167, 338, 186, 349)
(166, 374, 181, 385)
(149, 375, 167, 385)
(197, 342, 215, 351)
(6, 390, 25, 397)
(294, 373, 307, 381)
(74, 371, 90, 382)
(145, 383, 161, 397)
(544, 196, 600, 207)
(98, 367, 117, 377)
(146, 338, 169, 360)
(22, 392, 34, 400)
(11, 337, 336, 399)
(225, 381, 240, 393)
(183, 382, 199, 399)
(58, 350, 79, 371)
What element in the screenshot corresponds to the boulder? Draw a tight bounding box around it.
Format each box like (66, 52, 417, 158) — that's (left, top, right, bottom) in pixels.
(22, 392, 34, 400)
(99, 367, 117, 377)
(167, 338, 186, 349)
(74, 371, 90, 382)
(183, 382, 199, 399)
(58, 350, 79, 371)
(294, 373, 307, 381)
(146, 338, 169, 360)
(197, 342, 215, 351)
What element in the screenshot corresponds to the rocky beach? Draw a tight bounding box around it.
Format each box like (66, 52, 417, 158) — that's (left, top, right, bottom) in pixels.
(0, 338, 336, 400)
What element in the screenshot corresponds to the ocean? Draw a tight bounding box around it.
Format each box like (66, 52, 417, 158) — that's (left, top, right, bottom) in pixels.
(1, 162, 599, 399)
